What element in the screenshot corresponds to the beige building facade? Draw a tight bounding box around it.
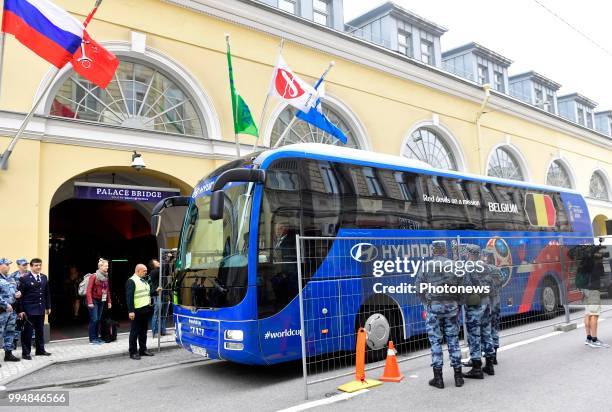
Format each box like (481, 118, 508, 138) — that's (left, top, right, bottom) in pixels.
(0, 0, 611, 325)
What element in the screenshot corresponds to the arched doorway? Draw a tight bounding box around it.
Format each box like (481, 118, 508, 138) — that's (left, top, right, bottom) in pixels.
(48, 167, 191, 339)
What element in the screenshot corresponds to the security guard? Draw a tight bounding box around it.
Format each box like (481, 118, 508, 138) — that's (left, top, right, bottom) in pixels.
(18, 258, 52, 360)
(462, 245, 495, 378)
(416, 240, 463, 389)
(0, 258, 21, 362)
(126, 264, 161, 360)
(484, 249, 503, 365)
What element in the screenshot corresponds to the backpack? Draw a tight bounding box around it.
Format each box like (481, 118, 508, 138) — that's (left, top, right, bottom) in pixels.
(78, 273, 94, 297)
(100, 318, 118, 343)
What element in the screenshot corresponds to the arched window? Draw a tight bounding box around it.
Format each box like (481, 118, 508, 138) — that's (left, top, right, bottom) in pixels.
(50, 59, 206, 137)
(546, 160, 572, 188)
(590, 171, 609, 200)
(270, 104, 361, 148)
(487, 146, 525, 181)
(403, 128, 457, 170)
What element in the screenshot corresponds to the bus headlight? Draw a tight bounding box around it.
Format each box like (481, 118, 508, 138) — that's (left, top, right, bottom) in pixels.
(224, 342, 244, 351)
(224, 330, 244, 341)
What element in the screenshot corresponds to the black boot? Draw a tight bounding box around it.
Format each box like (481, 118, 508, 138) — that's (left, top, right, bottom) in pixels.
(4, 351, 20, 362)
(453, 367, 464, 387)
(428, 367, 444, 389)
(493, 348, 498, 365)
(462, 359, 484, 379)
(483, 357, 495, 376)
(461, 358, 473, 367)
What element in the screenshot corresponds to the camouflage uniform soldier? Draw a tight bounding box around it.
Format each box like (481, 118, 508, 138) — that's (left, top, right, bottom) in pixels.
(0, 258, 21, 362)
(485, 249, 503, 365)
(416, 241, 463, 389)
(462, 245, 495, 378)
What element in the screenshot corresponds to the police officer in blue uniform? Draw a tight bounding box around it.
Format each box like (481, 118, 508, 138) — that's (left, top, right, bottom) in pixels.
(0, 258, 22, 362)
(18, 258, 52, 360)
(416, 241, 463, 389)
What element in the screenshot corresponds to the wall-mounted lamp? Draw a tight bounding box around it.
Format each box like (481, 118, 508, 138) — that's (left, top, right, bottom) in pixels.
(131, 151, 146, 171)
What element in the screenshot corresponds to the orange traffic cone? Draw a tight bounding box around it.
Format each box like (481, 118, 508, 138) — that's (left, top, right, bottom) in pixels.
(380, 341, 404, 382)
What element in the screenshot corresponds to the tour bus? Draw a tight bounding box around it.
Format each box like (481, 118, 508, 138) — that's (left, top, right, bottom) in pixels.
(152, 143, 593, 365)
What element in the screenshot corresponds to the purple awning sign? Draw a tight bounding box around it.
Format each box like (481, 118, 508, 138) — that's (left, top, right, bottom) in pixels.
(74, 182, 181, 202)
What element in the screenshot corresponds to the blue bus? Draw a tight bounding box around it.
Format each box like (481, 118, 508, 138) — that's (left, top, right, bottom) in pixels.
(152, 143, 593, 365)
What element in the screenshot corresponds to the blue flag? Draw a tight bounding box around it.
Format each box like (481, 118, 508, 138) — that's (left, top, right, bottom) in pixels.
(295, 82, 347, 144)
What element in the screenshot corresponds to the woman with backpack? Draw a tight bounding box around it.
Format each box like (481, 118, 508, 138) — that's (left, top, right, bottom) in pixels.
(86, 258, 112, 344)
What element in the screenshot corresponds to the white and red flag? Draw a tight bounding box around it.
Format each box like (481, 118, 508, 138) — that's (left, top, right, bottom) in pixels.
(269, 55, 319, 112)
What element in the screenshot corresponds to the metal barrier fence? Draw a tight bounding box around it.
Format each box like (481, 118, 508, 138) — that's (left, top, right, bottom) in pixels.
(296, 235, 608, 399)
(155, 248, 177, 351)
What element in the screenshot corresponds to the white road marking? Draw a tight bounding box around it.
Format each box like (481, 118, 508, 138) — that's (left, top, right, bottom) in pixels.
(278, 389, 369, 412)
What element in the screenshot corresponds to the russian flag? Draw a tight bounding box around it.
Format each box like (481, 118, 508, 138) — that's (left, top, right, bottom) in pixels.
(2, 0, 84, 68)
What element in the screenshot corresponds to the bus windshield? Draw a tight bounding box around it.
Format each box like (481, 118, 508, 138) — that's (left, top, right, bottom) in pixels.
(177, 181, 254, 308)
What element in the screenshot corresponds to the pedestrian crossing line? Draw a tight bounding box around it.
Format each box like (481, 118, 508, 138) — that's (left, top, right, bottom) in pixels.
(278, 389, 370, 412)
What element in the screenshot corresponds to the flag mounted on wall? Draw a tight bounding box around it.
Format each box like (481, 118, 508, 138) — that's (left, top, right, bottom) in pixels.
(226, 35, 258, 137)
(2, 0, 84, 68)
(70, 30, 118, 89)
(296, 81, 347, 144)
(269, 55, 319, 113)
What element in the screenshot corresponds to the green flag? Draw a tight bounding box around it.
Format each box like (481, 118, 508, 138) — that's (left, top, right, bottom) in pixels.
(227, 39, 258, 137)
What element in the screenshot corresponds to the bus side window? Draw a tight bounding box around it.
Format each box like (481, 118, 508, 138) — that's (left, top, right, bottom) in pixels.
(481, 183, 517, 231)
(257, 160, 302, 319)
(553, 192, 571, 232)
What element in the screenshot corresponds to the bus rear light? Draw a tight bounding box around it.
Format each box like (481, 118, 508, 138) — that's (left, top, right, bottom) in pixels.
(224, 342, 244, 351)
(224, 330, 244, 341)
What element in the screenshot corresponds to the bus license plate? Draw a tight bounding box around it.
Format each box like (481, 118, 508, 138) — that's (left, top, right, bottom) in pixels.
(191, 345, 208, 358)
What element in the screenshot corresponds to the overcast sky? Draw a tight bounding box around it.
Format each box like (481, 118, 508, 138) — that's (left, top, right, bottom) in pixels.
(344, 0, 612, 111)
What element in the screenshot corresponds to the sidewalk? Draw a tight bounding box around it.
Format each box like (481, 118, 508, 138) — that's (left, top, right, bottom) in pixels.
(0, 332, 177, 386)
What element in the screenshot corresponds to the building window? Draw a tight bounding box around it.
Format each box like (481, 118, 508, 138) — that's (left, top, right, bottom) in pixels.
(487, 147, 524, 181)
(534, 87, 544, 108)
(279, 0, 297, 14)
(313, 0, 329, 26)
(363, 167, 384, 196)
(609, 121, 612, 135)
(397, 29, 412, 57)
(420, 39, 434, 65)
(477, 64, 489, 85)
(577, 108, 585, 125)
(404, 128, 457, 170)
(586, 112, 593, 128)
(546, 160, 572, 188)
(589, 172, 609, 200)
(545, 91, 555, 113)
(271, 104, 361, 148)
(50, 59, 205, 136)
(493, 71, 504, 92)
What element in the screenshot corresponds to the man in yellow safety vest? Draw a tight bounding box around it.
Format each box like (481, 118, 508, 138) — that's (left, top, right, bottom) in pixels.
(126, 264, 161, 360)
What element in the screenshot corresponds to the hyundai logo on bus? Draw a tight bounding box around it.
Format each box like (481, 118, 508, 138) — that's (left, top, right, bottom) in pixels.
(350, 243, 379, 263)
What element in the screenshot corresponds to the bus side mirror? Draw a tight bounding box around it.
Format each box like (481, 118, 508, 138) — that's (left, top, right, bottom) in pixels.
(151, 214, 162, 237)
(151, 196, 190, 236)
(210, 190, 225, 221)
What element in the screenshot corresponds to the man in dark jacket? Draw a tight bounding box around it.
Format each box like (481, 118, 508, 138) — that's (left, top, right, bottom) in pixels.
(18, 258, 51, 360)
(126, 264, 161, 360)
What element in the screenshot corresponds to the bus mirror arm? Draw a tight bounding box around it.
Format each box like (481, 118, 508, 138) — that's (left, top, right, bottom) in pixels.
(211, 168, 265, 192)
(151, 196, 191, 236)
(210, 168, 265, 221)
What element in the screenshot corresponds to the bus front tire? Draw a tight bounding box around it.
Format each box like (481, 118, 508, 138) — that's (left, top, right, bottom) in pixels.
(356, 307, 402, 363)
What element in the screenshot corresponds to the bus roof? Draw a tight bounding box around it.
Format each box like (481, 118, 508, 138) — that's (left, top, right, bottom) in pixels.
(255, 143, 583, 195)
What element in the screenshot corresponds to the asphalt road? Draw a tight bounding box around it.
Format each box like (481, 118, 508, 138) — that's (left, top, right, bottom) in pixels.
(4, 311, 611, 412)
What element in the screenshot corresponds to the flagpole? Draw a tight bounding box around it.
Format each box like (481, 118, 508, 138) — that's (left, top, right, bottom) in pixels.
(252, 38, 284, 153)
(273, 60, 335, 149)
(0, 67, 61, 170)
(1, 0, 105, 170)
